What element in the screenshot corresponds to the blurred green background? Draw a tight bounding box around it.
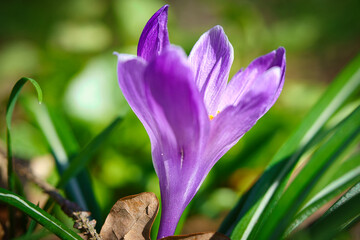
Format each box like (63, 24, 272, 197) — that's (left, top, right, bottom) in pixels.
(0, 0, 359, 236)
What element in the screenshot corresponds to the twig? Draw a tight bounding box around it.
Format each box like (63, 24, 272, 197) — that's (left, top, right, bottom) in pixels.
(0, 151, 102, 240)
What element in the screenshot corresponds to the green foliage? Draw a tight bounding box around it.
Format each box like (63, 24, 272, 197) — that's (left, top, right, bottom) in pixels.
(23, 98, 121, 226)
(57, 116, 122, 188)
(1, 1, 360, 239)
(295, 182, 360, 240)
(0, 188, 81, 240)
(221, 54, 360, 239)
(5, 77, 42, 237)
(23, 99, 92, 212)
(285, 153, 360, 237)
(6, 77, 42, 191)
(257, 106, 360, 239)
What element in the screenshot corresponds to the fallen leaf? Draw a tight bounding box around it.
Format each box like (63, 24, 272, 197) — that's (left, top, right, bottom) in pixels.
(160, 232, 230, 240)
(100, 192, 159, 240)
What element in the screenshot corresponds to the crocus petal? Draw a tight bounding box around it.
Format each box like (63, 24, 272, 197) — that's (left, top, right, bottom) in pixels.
(189, 25, 234, 115)
(137, 5, 170, 61)
(116, 53, 158, 141)
(219, 47, 285, 111)
(205, 67, 283, 166)
(143, 46, 209, 238)
(145, 46, 209, 164)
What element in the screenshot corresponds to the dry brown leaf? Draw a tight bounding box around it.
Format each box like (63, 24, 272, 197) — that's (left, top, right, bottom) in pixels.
(100, 192, 159, 240)
(160, 232, 230, 240)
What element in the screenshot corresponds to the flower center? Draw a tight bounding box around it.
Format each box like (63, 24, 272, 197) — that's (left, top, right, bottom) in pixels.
(209, 111, 220, 120)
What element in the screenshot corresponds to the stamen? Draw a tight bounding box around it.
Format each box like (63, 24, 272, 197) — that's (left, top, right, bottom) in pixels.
(209, 111, 220, 120)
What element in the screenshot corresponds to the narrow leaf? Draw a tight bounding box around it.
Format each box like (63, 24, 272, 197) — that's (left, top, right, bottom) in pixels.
(23, 98, 120, 225)
(22, 99, 89, 211)
(58, 116, 122, 188)
(0, 188, 82, 240)
(14, 228, 51, 240)
(6, 77, 42, 191)
(224, 53, 360, 238)
(285, 153, 360, 236)
(46, 107, 108, 226)
(293, 182, 360, 240)
(256, 106, 360, 239)
(5, 77, 42, 238)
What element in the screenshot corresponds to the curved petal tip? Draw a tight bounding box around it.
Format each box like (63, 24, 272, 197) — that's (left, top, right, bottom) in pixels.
(137, 5, 170, 61)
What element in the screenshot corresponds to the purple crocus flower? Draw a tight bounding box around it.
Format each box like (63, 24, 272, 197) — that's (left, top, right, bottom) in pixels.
(115, 5, 285, 239)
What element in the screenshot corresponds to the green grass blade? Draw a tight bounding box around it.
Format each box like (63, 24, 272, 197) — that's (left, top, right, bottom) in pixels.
(14, 228, 50, 240)
(305, 131, 360, 200)
(46, 108, 81, 156)
(247, 112, 360, 240)
(45, 107, 108, 226)
(5, 77, 42, 237)
(224, 53, 360, 238)
(0, 188, 82, 240)
(57, 116, 122, 188)
(221, 125, 337, 235)
(285, 153, 360, 236)
(256, 106, 360, 240)
(23, 97, 122, 226)
(6, 77, 42, 191)
(293, 182, 360, 240)
(224, 124, 333, 237)
(22, 98, 89, 210)
(57, 116, 122, 228)
(25, 218, 38, 237)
